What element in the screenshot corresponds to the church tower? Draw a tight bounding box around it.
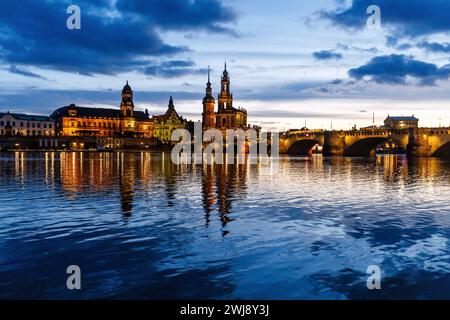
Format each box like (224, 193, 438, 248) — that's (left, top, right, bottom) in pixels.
(218, 62, 233, 111)
(202, 66, 215, 129)
(121, 81, 134, 118)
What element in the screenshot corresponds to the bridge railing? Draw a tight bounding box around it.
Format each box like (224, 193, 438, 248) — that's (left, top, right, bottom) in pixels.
(281, 127, 450, 140)
(416, 128, 450, 135)
(281, 128, 411, 139)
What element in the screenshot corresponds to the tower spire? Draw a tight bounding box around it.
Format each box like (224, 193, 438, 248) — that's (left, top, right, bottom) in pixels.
(222, 61, 229, 79)
(208, 65, 211, 84)
(206, 66, 212, 96)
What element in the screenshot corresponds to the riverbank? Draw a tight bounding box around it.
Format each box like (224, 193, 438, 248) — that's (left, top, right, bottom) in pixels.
(0, 135, 169, 152)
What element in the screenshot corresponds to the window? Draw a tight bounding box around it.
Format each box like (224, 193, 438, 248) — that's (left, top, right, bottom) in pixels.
(32, 123, 35, 128)
(20, 122, 24, 127)
(0, 129, 3, 135)
(27, 123, 30, 128)
(6, 121, 10, 126)
(12, 122, 16, 127)
(49, 124, 52, 129)
(37, 123, 41, 128)
(44, 124, 47, 129)
(0, 121, 3, 126)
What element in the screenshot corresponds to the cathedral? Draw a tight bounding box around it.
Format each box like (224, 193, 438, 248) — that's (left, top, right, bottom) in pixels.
(202, 63, 248, 131)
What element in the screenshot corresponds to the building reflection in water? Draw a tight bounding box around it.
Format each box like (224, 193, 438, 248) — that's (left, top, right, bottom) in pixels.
(119, 152, 136, 217)
(58, 152, 142, 218)
(4, 151, 446, 229)
(374, 154, 447, 183)
(201, 165, 215, 227)
(201, 159, 248, 236)
(160, 152, 178, 207)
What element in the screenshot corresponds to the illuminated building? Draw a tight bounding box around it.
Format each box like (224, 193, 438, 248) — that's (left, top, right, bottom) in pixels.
(384, 116, 419, 129)
(0, 112, 55, 136)
(202, 63, 248, 130)
(153, 96, 189, 143)
(51, 82, 154, 138)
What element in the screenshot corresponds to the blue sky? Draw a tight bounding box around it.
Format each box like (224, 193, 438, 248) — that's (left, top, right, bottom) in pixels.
(0, 0, 450, 129)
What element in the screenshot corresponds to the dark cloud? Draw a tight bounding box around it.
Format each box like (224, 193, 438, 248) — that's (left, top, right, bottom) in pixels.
(0, 0, 237, 76)
(116, 0, 238, 35)
(313, 50, 343, 61)
(418, 41, 450, 53)
(142, 60, 208, 78)
(7, 65, 46, 79)
(329, 79, 344, 85)
(281, 81, 325, 92)
(322, 0, 450, 39)
(385, 36, 413, 51)
(348, 54, 450, 86)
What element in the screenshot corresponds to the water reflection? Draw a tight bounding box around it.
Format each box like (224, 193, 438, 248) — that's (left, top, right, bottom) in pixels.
(0, 152, 449, 299)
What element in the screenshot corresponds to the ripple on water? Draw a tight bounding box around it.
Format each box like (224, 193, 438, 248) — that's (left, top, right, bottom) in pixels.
(0, 152, 449, 299)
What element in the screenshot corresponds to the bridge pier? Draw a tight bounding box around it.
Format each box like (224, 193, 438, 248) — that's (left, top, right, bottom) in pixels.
(323, 131, 345, 156)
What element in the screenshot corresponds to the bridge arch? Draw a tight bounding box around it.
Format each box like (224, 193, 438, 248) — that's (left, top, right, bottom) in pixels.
(287, 139, 321, 155)
(433, 141, 450, 158)
(344, 137, 402, 157)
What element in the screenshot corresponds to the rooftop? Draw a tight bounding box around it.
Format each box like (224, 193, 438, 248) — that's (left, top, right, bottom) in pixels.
(51, 105, 150, 120)
(385, 116, 418, 121)
(0, 112, 51, 121)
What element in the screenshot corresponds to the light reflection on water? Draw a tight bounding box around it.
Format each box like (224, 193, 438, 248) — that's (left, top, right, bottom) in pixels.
(0, 152, 450, 299)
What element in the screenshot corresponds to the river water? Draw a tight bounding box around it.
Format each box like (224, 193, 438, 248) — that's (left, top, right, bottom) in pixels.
(0, 152, 449, 299)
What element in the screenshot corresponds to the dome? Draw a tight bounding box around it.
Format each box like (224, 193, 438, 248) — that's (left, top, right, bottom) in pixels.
(203, 95, 215, 103)
(222, 62, 229, 78)
(122, 81, 132, 93)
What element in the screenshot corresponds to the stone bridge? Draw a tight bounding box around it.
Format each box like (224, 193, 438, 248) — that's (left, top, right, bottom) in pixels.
(279, 128, 450, 157)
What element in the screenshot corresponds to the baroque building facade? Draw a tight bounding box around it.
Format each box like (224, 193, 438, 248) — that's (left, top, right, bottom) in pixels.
(0, 112, 55, 136)
(153, 96, 190, 143)
(51, 82, 154, 138)
(202, 63, 248, 131)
